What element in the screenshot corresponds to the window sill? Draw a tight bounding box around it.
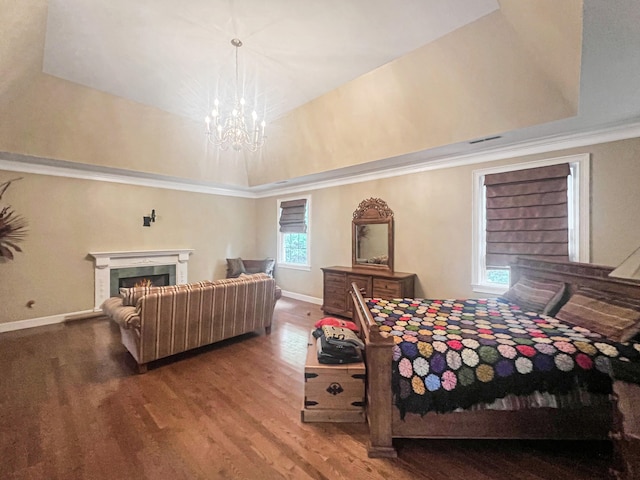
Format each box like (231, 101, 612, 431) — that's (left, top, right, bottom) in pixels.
(471, 283, 508, 296)
(277, 263, 311, 272)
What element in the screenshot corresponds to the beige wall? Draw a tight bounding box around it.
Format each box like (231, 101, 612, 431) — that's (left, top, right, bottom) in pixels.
(2, 136, 638, 325)
(259, 137, 640, 301)
(248, 1, 582, 186)
(0, 172, 256, 324)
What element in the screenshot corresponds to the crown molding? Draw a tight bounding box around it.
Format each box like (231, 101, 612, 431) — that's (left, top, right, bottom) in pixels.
(254, 120, 640, 198)
(2, 120, 639, 199)
(0, 152, 255, 198)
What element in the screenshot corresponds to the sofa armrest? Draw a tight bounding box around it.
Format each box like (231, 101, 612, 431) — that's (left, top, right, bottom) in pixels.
(101, 296, 140, 329)
(101, 296, 123, 316)
(113, 306, 140, 329)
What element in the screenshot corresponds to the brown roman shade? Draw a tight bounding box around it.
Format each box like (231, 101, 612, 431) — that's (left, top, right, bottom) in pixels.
(484, 163, 570, 268)
(279, 199, 307, 233)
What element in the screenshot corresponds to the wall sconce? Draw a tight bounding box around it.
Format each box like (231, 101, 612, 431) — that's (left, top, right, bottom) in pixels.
(143, 209, 156, 227)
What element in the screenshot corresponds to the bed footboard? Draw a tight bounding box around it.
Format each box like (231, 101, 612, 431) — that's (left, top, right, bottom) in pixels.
(350, 283, 397, 457)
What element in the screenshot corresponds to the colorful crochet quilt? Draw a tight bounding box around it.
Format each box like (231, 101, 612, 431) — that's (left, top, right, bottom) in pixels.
(366, 297, 640, 417)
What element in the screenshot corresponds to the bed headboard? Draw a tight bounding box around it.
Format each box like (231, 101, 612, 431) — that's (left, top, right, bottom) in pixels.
(510, 257, 640, 301)
(351, 257, 640, 349)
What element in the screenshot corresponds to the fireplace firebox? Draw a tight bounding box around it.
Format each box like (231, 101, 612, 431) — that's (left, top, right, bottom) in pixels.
(118, 273, 171, 290)
(110, 265, 176, 296)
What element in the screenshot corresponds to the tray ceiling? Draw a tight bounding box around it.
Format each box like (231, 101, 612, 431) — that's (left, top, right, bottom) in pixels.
(42, 0, 499, 122)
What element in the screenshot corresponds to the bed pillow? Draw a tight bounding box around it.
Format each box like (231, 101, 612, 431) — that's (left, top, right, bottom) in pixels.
(555, 287, 640, 342)
(226, 257, 247, 278)
(502, 277, 566, 315)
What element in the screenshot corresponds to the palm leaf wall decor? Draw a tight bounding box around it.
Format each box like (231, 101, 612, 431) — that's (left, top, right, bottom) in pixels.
(0, 178, 28, 260)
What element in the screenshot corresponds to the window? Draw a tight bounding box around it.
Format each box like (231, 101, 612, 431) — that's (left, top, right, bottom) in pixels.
(277, 195, 310, 270)
(472, 154, 590, 294)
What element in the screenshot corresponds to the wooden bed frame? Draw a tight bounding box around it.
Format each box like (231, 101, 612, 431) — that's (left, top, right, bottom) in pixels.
(350, 257, 640, 458)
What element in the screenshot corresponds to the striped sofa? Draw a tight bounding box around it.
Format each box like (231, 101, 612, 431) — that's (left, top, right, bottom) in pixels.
(101, 273, 278, 373)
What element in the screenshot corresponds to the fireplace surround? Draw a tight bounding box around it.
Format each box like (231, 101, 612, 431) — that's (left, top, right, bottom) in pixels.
(88, 249, 193, 310)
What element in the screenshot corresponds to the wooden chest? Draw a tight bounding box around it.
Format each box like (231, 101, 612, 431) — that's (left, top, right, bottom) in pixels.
(301, 334, 366, 423)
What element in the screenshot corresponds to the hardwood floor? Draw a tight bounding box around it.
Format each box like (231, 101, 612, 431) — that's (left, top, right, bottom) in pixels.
(0, 298, 612, 479)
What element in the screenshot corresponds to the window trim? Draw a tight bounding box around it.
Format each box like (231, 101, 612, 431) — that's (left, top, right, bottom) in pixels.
(471, 154, 590, 295)
(277, 194, 311, 271)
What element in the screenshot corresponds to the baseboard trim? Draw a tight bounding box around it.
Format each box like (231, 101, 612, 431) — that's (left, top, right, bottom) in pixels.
(281, 290, 323, 305)
(0, 309, 99, 333)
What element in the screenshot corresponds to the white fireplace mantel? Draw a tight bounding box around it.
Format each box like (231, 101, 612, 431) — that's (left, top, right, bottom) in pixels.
(88, 249, 193, 310)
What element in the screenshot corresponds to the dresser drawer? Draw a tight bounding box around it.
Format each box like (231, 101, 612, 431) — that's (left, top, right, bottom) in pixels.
(323, 295, 345, 310)
(324, 271, 347, 311)
(372, 278, 403, 298)
(324, 284, 346, 296)
(325, 272, 346, 288)
(347, 275, 372, 297)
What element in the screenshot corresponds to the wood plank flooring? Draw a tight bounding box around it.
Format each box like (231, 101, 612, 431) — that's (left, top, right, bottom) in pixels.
(0, 297, 612, 479)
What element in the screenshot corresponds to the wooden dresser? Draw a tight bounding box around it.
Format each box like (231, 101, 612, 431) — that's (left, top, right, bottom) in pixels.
(321, 266, 415, 318)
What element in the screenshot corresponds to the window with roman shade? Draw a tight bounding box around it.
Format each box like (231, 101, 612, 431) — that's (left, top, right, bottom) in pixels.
(277, 195, 311, 268)
(484, 163, 570, 268)
(279, 199, 307, 233)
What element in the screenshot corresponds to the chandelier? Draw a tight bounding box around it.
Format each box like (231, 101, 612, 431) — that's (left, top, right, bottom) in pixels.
(205, 39, 266, 152)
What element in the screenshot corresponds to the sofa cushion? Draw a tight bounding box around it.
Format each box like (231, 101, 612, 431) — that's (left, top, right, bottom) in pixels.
(244, 258, 276, 277)
(226, 258, 276, 278)
(213, 273, 268, 285)
(226, 257, 247, 278)
(120, 280, 212, 307)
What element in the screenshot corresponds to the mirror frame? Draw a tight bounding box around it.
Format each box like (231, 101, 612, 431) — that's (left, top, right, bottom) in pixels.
(352, 198, 394, 273)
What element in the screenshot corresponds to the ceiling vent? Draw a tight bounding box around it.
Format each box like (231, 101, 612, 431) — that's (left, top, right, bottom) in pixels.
(469, 135, 502, 145)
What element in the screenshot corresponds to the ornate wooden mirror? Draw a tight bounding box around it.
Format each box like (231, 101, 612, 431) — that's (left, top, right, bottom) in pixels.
(352, 198, 394, 273)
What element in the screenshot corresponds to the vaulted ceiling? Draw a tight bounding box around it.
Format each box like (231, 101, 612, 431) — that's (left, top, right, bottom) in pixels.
(42, 0, 499, 123)
(1, 0, 639, 193)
